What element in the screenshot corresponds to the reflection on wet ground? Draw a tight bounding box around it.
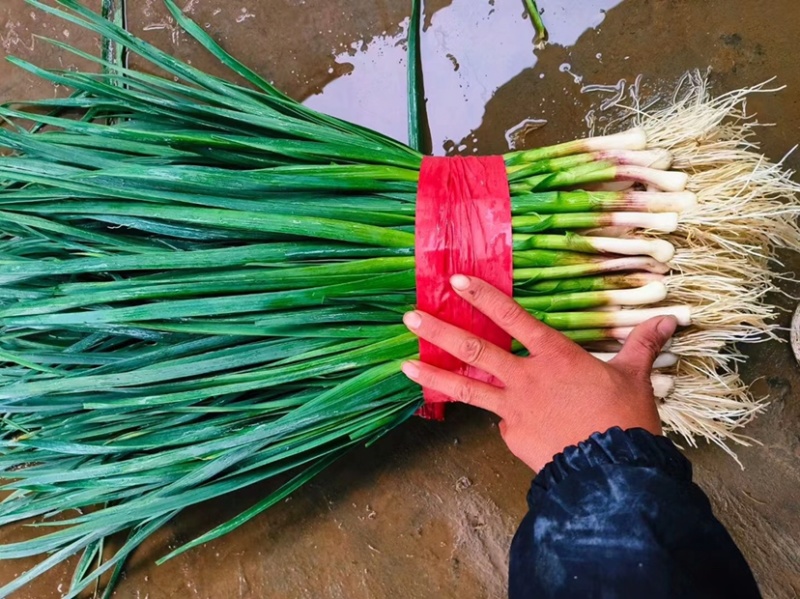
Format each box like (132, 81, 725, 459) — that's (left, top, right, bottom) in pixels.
(304, 0, 622, 152)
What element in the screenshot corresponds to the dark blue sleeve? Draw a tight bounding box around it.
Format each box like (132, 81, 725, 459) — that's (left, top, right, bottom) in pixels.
(509, 427, 761, 599)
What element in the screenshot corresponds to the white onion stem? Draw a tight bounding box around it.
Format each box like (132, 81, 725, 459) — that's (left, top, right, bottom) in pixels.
(624, 191, 697, 213)
(583, 127, 648, 152)
(587, 236, 676, 263)
(609, 212, 679, 233)
(604, 282, 668, 306)
(592, 352, 678, 369)
(607, 306, 692, 327)
(615, 165, 689, 191)
(599, 149, 673, 170)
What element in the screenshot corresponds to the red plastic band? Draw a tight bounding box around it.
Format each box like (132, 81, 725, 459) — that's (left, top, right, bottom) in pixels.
(415, 156, 513, 420)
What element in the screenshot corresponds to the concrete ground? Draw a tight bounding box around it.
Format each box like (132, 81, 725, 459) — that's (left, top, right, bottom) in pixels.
(1, 0, 799, 597)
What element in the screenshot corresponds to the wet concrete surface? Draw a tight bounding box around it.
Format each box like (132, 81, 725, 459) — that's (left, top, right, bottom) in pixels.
(1, 0, 800, 597)
(0, 0, 101, 101)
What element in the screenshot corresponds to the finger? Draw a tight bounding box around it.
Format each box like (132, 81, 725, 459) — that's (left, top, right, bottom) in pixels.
(449, 274, 568, 355)
(611, 316, 677, 376)
(402, 310, 520, 381)
(401, 360, 505, 416)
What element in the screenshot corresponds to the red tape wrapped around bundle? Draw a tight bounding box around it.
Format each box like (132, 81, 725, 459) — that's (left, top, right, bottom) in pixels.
(415, 156, 513, 420)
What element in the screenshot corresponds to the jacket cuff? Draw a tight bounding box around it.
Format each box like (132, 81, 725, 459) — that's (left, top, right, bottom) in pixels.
(530, 427, 692, 499)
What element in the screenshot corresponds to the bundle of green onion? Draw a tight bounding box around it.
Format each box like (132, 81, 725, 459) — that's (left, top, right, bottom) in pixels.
(0, 1, 797, 595)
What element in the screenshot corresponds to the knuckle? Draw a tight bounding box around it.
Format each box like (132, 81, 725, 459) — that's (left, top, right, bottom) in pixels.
(634, 336, 663, 361)
(454, 383, 476, 405)
(497, 302, 525, 328)
(459, 336, 486, 365)
(640, 334, 663, 355)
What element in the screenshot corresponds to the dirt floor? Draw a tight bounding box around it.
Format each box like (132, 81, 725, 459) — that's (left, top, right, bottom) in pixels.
(1, 0, 800, 597)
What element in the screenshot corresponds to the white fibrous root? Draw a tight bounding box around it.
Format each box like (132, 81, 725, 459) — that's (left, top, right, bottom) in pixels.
(656, 359, 767, 465)
(579, 69, 798, 460)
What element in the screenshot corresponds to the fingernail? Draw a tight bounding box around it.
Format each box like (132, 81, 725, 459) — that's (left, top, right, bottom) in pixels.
(403, 311, 422, 330)
(657, 316, 678, 337)
(451, 274, 470, 290)
(402, 360, 421, 379)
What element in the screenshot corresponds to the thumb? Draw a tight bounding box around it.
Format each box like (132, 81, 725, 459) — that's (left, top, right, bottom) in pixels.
(612, 316, 677, 376)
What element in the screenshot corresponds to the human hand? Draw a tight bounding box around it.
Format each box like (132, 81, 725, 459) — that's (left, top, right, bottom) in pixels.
(401, 274, 677, 472)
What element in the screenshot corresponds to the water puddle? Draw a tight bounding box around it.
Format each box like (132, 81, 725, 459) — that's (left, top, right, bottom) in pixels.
(303, 0, 623, 153)
(304, 28, 411, 147)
